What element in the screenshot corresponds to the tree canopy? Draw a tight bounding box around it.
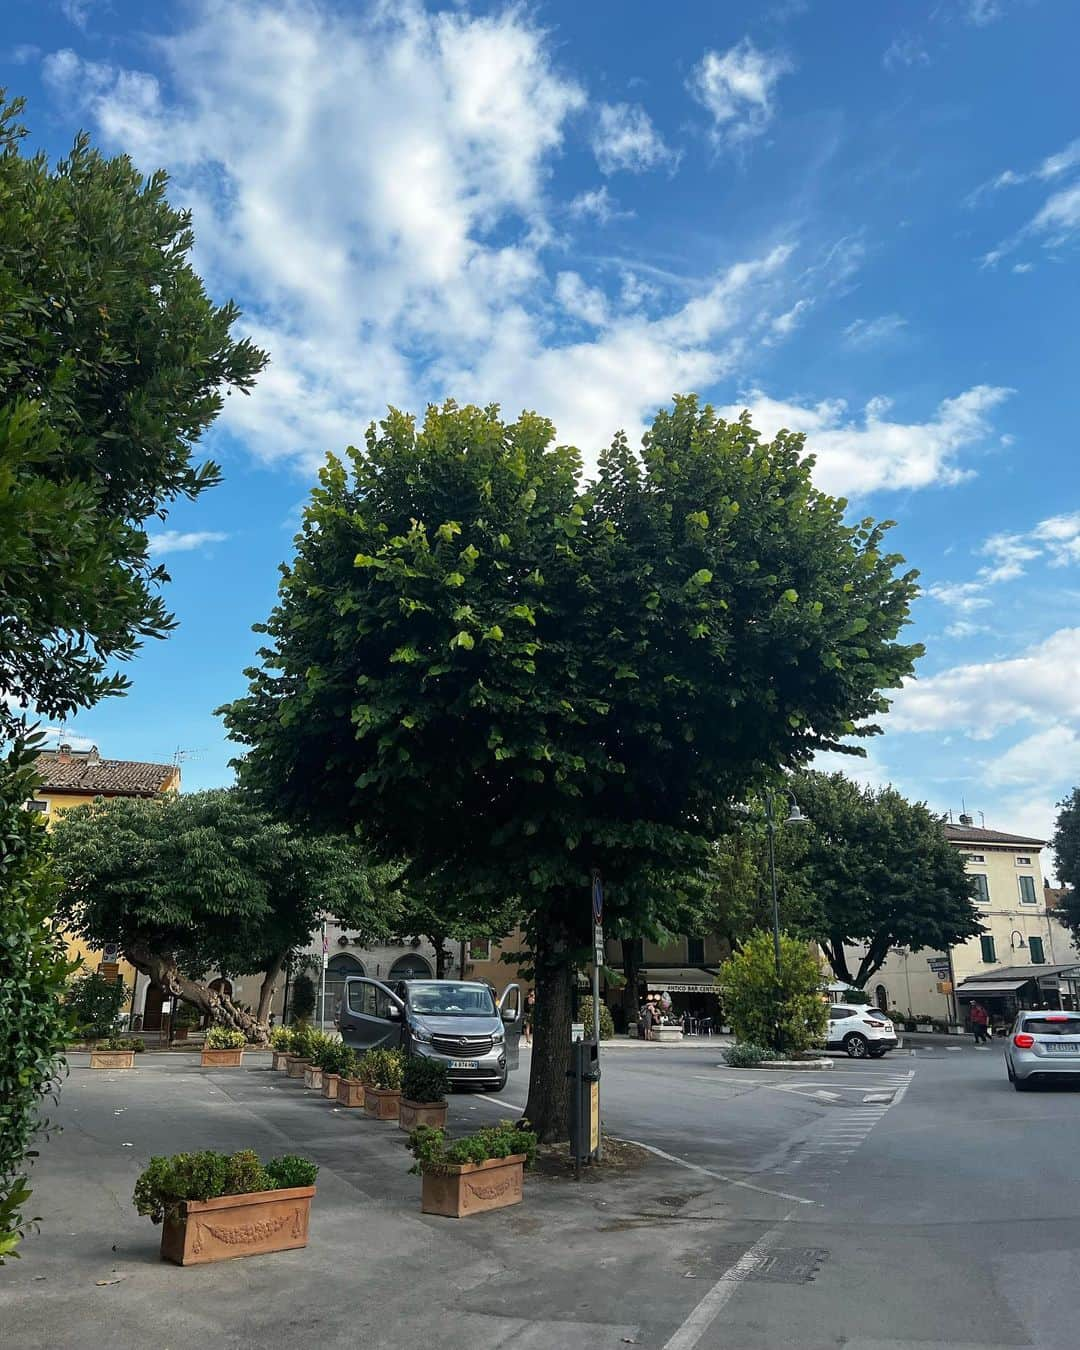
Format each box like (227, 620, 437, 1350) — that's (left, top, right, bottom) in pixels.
(767, 771, 980, 987)
(1052, 787, 1080, 937)
(222, 397, 923, 1138)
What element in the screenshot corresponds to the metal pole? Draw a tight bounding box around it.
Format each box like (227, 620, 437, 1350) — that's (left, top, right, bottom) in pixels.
(318, 918, 327, 1031)
(765, 790, 783, 1052)
(591, 870, 603, 1163)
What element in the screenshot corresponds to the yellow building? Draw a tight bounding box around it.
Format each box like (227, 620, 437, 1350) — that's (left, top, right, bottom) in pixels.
(32, 744, 179, 1009)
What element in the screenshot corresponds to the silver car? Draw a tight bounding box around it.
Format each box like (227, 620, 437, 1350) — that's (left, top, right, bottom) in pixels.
(1004, 1011, 1080, 1090)
(338, 976, 522, 1091)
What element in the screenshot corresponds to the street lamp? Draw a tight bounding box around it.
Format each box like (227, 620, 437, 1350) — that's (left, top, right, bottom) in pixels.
(1010, 930, 1027, 950)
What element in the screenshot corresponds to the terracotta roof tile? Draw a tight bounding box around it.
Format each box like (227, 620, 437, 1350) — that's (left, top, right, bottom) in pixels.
(34, 752, 176, 798)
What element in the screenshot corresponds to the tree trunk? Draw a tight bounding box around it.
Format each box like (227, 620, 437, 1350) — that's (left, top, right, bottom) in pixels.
(523, 923, 574, 1143)
(854, 933, 893, 989)
(620, 938, 641, 1033)
(429, 934, 450, 980)
(256, 948, 289, 1026)
(124, 942, 269, 1044)
(822, 933, 855, 985)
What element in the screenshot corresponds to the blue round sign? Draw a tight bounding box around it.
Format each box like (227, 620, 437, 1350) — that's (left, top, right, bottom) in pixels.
(592, 873, 603, 924)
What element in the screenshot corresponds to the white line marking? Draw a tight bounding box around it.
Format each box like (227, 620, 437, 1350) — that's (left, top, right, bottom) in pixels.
(613, 1137, 813, 1206)
(662, 1211, 795, 1350)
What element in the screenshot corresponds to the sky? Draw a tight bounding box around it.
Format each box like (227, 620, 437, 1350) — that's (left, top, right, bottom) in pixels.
(5, 0, 1078, 874)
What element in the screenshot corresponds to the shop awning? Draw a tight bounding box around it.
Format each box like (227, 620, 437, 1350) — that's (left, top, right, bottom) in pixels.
(644, 967, 717, 994)
(956, 979, 1029, 995)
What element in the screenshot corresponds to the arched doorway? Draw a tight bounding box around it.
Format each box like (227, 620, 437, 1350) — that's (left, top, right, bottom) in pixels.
(875, 984, 888, 1013)
(325, 953, 365, 1024)
(388, 954, 433, 981)
(209, 977, 233, 999)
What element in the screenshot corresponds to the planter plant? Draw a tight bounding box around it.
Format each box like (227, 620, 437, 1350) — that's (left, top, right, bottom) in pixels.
(303, 1033, 340, 1090)
(318, 1041, 351, 1100)
(201, 1026, 246, 1068)
(399, 1057, 450, 1132)
(133, 1149, 318, 1266)
(89, 1035, 145, 1070)
(269, 1026, 294, 1071)
(408, 1120, 537, 1218)
(335, 1050, 366, 1107)
(285, 1024, 315, 1078)
(359, 1048, 405, 1120)
(172, 1002, 201, 1043)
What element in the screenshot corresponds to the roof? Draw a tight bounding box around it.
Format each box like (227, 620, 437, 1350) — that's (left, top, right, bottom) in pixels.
(34, 750, 176, 798)
(944, 823, 1046, 847)
(958, 963, 1080, 987)
(956, 980, 1029, 995)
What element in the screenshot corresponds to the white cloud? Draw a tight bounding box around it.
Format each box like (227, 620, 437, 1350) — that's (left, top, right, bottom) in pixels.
(984, 725, 1079, 787)
(554, 271, 609, 327)
(566, 187, 629, 224)
(687, 39, 792, 150)
(1037, 138, 1080, 181)
(1033, 511, 1080, 566)
(928, 581, 993, 613)
(888, 627, 1080, 737)
(715, 384, 1010, 497)
(931, 511, 1080, 614)
(147, 530, 229, 556)
(1030, 182, 1080, 243)
(883, 36, 930, 71)
(944, 619, 989, 639)
(591, 102, 677, 175)
(974, 137, 1080, 265)
(39, 726, 97, 751)
(770, 298, 811, 337)
(965, 0, 1004, 25)
(60, 0, 93, 29)
(812, 746, 894, 792)
(842, 313, 908, 348)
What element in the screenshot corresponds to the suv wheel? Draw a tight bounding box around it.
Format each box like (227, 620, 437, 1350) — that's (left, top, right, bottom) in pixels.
(844, 1033, 869, 1059)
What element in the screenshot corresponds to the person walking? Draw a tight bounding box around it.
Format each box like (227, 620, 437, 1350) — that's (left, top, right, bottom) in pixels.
(642, 1000, 656, 1042)
(522, 990, 535, 1046)
(970, 1001, 989, 1046)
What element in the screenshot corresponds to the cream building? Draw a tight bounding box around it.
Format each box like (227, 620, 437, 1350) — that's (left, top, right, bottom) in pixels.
(853, 816, 1080, 1029)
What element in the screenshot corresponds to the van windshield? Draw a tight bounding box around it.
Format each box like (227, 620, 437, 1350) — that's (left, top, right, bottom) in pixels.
(408, 982, 496, 1017)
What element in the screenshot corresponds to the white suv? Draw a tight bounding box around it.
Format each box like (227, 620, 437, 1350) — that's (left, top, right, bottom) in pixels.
(826, 1005, 899, 1059)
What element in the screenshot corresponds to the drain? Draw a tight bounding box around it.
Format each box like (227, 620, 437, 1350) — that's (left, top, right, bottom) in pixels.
(726, 1247, 830, 1284)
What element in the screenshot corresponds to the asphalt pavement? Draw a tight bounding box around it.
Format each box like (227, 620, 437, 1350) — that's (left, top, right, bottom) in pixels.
(2, 1039, 1078, 1349)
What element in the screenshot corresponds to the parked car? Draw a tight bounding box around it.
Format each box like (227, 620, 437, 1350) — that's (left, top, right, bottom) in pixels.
(825, 1004, 899, 1058)
(337, 977, 522, 1091)
(1004, 1011, 1080, 1090)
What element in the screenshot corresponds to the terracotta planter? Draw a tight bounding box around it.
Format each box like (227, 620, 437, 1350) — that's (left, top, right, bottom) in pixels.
(173, 1025, 190, 1042)
(271, 1050, 291, 1072)
(303, 1065, 324, 1090)
(398, 1099, 448, 1131)
(159, 1185, 315, 1266)
(201, 1048, 244, 1068)
(364, 1086, 401, 1121)
(286, 1056, 310, 1079)
(337, 1077, 367, 1108)
(90, 1050, 135, 1070)
(420, 1155, 525, 1218)
(322, 1072, 340, 1100)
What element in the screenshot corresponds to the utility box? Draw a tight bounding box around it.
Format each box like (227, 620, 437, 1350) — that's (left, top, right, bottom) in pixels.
(567, 1039, 601, 1166)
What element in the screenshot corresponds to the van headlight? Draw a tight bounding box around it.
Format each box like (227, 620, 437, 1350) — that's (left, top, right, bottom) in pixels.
(410, 1024, 433, 1043)
(491, 1028, 504, 1044)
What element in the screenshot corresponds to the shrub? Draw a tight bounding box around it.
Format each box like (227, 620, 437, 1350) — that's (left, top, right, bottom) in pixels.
(269, 1026, 294, 1052)
(840, 988, 870, 1005)
(66, 971, 126, 1039)
(308, 1032, 342, 1070)
(357, 1047, 405, 1090)
(132, 1149, 317, 1224)
(336, 1047, 361, 1080)
(402, 1055, 450, 1104)
(717, 931, 827, 1055)
(204, 1026, 246, 1050)
(173, 1001, 201, 1028)
(103, 1036, 145, 1053)
(722, 1042, 778, 1068)
(577, 996, 615, 1041)
(290, 974, 316, 1023)
(408, 1120, 537, 1175)
(288, 1024, 316, 1060)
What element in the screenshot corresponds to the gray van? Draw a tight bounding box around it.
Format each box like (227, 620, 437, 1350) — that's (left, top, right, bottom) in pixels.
(338, 976, 522, 1092)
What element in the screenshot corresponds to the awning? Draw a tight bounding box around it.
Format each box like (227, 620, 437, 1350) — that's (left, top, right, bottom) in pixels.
(956, 979, 1029, 995)
(644, 967, 718, 994)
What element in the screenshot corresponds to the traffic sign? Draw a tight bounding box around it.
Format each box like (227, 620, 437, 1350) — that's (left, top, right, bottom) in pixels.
(593, 922, 605, 965)
(592, 873, 603, 924)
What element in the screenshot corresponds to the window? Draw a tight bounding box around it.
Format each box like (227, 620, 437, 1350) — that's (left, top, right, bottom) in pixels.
(1022, 1015, 1080, 1035)
(25, 799, 47, 814)
(963, 852, 985, 864)
(1029, 935, 1045, 965)
(1018, 876, 1037, 905)
(1015, 855, 1032, 867)
(972, 874, 990, 904)
(469, 937, 492, 962)
(347, 982, 377, 1017)
(980, 935, 996, 964)
(687, 937, 705, 965)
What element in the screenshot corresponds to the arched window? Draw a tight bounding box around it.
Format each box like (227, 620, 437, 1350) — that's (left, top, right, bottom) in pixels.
(324, 953, 365, 1023)
(388, 954, 433, 980)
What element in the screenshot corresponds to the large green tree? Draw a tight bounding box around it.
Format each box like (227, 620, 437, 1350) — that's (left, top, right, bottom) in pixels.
(51, 790, 395, 1041)
(771, 771, 981, 987)
(1052, 787, 1080, 937)
(222, 397, 922, 1139)
(0, 91, 264, 1258)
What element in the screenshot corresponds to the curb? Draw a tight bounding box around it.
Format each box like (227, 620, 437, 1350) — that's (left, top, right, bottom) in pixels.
(719, 1057, 835, 1071)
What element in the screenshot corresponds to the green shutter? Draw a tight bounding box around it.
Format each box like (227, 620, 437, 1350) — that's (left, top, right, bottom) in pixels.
(980, 935, 996, 963)
(1029, 936, 1045, 965)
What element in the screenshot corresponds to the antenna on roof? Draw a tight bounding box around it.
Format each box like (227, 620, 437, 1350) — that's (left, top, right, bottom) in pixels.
(172, 747, 207, 766)
(978, 811, 985, 827)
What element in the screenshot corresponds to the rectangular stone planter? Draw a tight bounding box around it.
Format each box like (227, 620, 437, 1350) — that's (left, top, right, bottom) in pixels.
(398, 1099, 448, 1131)
(420, 1155, 525, 1219)
(271, 1051, 291, 1072)
(159, 1185, 315, 1266)
(90, 1050, 135, 1070)
(322, 1072, 340, 1100)
(337, 1077, 366, 1108)
(364, 1086, 401, 1121)
(285, 1056, 310, 1079)
(652, 1027, 684, 1043)
(201, 1048, 244, 1068)
(303, 1066, 324, 1090)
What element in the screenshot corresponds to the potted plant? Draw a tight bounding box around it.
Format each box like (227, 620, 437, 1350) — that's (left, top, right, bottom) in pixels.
(89, 1035, 145, 1070)
(304, 1032, 339, 1090)
(408, 1120, 537, 1218)
(320, 1041, 349, 1100)
(285, 1024, 314, 1078)
(359, 1048, 405, 1120)
(172, 1002, 200, 1043)
(269, 1026, 294, 1070)
(335, 1050, 366, 1107)
(133, 1149, 318, 1266)
(399, 1056, 450, 1131)
(201, 1026, 247, 1067)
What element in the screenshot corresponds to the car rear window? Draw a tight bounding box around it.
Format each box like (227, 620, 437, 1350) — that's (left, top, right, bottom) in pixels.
(1022, 1017, 1080, 1036)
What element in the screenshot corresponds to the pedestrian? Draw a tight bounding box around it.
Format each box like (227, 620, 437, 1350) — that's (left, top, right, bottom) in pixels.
(970, 1001, 989, 1046)
(642, 1000, 655, 1042)
(522, 990, 535, 1045)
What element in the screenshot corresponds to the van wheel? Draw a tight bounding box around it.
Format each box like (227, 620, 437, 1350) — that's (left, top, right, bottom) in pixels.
(844, 1033, 869, 1059)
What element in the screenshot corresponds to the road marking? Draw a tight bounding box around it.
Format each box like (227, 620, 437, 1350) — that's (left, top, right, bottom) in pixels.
(614, 1137, 813, 1206)
(863, 1092, 893, 1102)
(661, 1210, 796, 1350)
(812, 1090, 842, 1102)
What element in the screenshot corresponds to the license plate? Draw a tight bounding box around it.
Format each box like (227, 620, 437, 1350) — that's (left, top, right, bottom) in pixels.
(449, 1059, 479, 1070)
(1044, 1042, 1080, 1054)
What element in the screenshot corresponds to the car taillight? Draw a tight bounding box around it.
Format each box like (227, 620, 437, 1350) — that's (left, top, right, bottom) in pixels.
(864, 1019, 886, 1027)
(1045, 1015, 1069, 1022)
(1013, 1033, 1035, 1049)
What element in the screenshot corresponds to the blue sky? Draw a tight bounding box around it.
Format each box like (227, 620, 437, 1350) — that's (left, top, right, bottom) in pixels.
(6, 0, 1079, 868)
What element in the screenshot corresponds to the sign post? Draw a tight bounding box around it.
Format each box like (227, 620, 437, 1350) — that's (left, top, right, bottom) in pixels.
(590, 871, 603, 1161)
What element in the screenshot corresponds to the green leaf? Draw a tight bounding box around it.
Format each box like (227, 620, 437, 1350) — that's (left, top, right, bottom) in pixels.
(450, 631, 475, 651)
